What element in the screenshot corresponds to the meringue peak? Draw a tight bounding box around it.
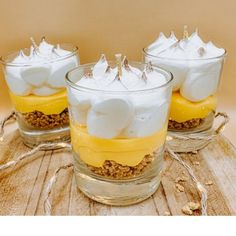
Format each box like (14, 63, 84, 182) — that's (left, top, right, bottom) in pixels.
(159, 32, 167, 40)
(122, 56, 132, 72)
(99, 54, 107, 62)
(183, 25, 189, 39)
(40, 36, 46, 43)
(93, 54, 109, 78)
(18, 50, 27, 59)
(147, 28, 225, 59)
(30, 37, 38, 50)
(148, 32, 168, 51)
(77, 54, 166, 92)
(170, 31, 177, 41)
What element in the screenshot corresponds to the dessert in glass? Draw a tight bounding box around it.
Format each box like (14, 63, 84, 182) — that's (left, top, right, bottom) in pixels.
(66, 54, 173, 205)
(0, 38, 79, 147)
(143, 28, 226, 151)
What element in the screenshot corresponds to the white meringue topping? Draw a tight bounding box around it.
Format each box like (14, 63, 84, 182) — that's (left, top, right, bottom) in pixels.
(4, 37, 79, 96)
(148, 32, 178, 55)
(79, 55, 167, 92)
(145, 28, 225, 100)
(68, 55, 170, 139)
(147, 29, 224, 60)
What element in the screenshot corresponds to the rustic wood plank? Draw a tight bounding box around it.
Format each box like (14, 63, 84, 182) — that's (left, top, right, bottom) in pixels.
(0, 129, 236, 216)
(161, 154, 196, 216)
(68, 176, 91, 216)
(152, 183, 172, 215)
(0, 130, 22, 164)
(199, 135, 236, 215)
(51, 160, 73, 216)
(24, 150, 53, 215)
(70, 174, 159, 215)
(90, 196, 158, 216)
(0, 130, 46, 215)
(35, 149, 73, 216)
(178, 152, 231, 216)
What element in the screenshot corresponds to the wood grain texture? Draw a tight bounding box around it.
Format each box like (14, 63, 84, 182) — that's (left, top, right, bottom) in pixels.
(0, 130, 235, 216)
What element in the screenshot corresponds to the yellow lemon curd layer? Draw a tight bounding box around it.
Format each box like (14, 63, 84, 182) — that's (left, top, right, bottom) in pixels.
(9, 90, 68, 115)
(170, 92, 217, 123)
(71, 123, 167, 167)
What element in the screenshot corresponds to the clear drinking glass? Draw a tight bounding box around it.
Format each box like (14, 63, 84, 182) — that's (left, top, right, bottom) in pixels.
(66, 61, 173, 205)
(1, 44, 79, 148)
(143, 48, 226, 152)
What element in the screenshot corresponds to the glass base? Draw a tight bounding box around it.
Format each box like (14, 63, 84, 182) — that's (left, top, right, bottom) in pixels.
(167, 112, 214, 152)
(167, 128, 213, 152)
(19, 126, 70, 149)
(73, 149, 163, 206)
(75, 169, 161, 206)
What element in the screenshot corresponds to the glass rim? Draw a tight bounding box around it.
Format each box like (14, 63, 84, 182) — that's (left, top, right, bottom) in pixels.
(142, 47, 227, 61)
(0, 43, 79, 67)
(65, 61, 173, 94)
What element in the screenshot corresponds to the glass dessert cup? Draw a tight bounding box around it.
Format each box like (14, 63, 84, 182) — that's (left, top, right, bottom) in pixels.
(143, 49, 226, 152)
(1, 44, 79, 148)
(66, 61, 173, 205)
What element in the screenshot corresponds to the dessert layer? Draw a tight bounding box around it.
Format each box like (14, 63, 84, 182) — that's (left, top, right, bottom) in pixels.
(145, 29, 224, 100)
(71, 123, 167, 167)
(168, 118, 203, 130)
(20, 108, 69, 129)
(170, 92, 217, 123)
(68, 55, 170, 139)
(10, 89, 68, 115)
(4, 39, 78, 96)
(88, 155, 154, 179)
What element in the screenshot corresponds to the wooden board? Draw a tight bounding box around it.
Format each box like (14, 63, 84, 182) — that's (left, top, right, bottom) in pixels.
(0, 129, 236, 216)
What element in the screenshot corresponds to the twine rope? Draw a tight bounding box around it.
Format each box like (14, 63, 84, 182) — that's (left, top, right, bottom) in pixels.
(0, 142, 71, 171)
(167, 147, 208, 216)
(43, 148, 209, 216)
(43, 112, 228, 215)
(0, 111, 16, 141)
(0, 111, 229, 216)
(44, 163, 73, 216)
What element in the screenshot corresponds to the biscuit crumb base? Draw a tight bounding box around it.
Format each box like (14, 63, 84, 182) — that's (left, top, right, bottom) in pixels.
(21, 108, 69, 129)
(88, 155, 154, 179)
(168, 118, 203, 130)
